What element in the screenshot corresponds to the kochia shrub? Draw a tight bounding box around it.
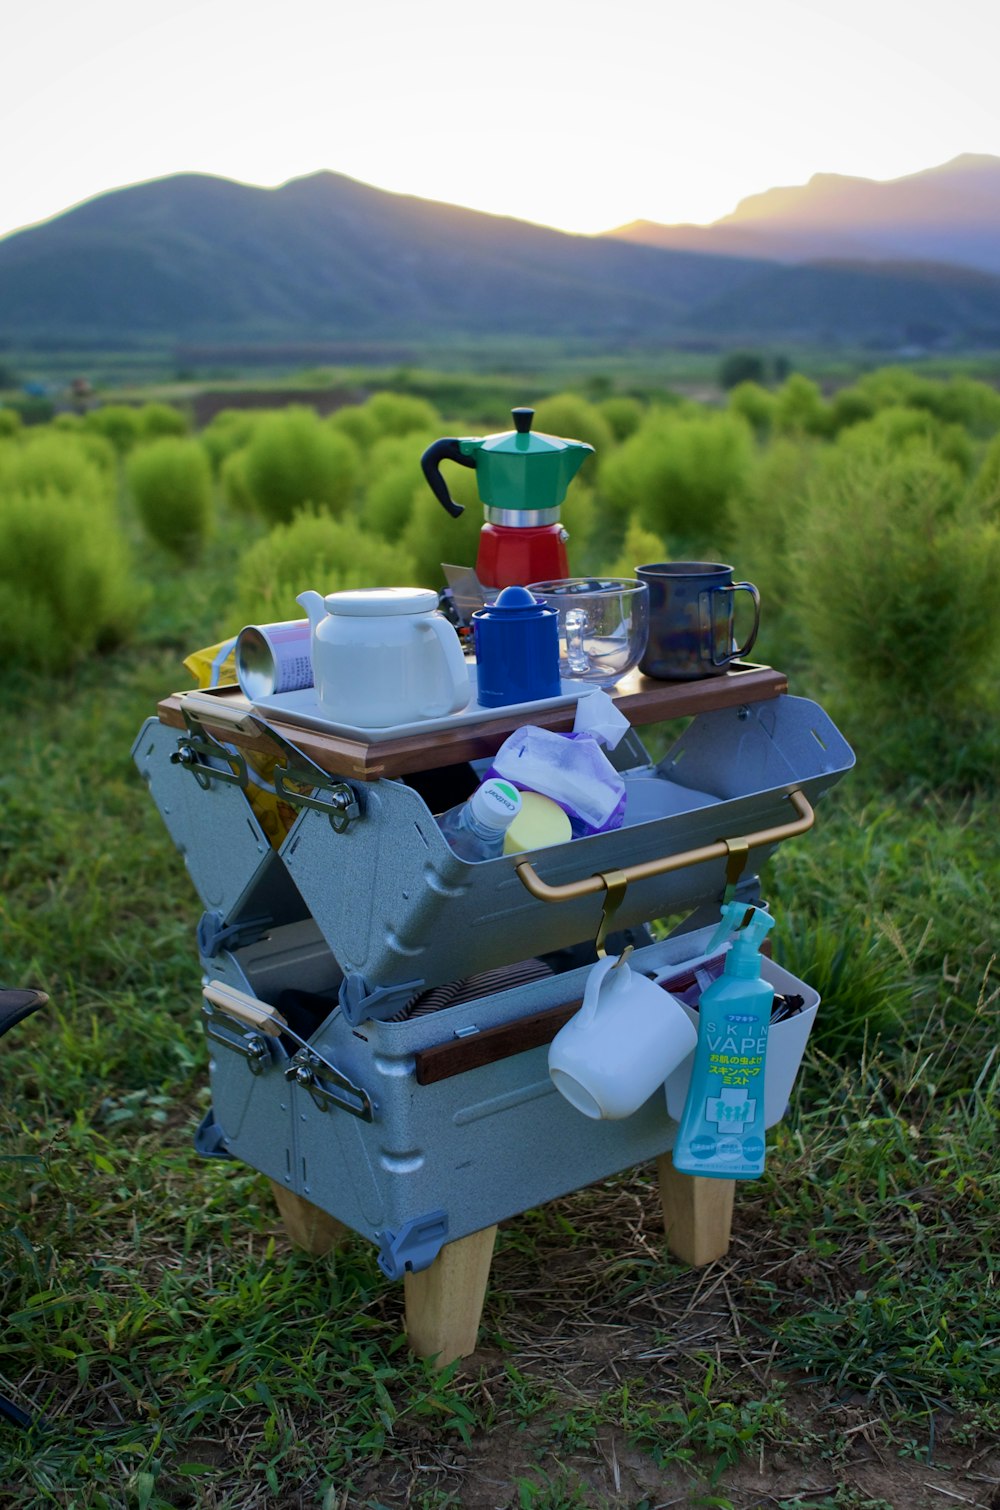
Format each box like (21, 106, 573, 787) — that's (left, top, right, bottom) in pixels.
(84, 404, 142, 452)
(137, 402, 188, 439)
(598, 396, 643, 442)
(234, 511, 418, 626)
(793, 441, 1000, 774)
(243, 407, 359, 523)
(363, 433, 435, 541)
(601, 408, 753, 551)
(0, 486, 136, 673)
(401, 465, 484, 589)
(365, 391, 441, 439)
(127, 438, 213, 558)
(200, 408, 266, 474)
(531, 393, 613, 464)
(0, 432, 113, 500)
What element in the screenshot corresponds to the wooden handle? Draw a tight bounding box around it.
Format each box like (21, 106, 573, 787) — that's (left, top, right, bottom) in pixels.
(181, 690, 256, 734)
(203, 980, 288, 1037)
(515, 789, 814, 905)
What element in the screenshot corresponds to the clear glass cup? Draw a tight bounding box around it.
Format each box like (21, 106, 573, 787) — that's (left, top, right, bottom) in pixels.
(526, 577, 650, 688)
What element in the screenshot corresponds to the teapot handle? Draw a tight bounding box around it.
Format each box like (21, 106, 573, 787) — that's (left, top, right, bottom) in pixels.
(417, 613, 471, 716)
(420, 438, 477, 519)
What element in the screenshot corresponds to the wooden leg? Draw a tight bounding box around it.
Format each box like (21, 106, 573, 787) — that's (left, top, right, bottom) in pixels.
(404, 1225, 497, 1368)
(269, 1180, 350, 1256)
(656, 1156, 735, 1266)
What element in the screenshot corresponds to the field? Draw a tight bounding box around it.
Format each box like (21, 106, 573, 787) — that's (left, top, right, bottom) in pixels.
(1, 368, 999, 1509)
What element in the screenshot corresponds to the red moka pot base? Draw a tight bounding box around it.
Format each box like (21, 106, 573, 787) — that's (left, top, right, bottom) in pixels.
(475, 524, 570, 590)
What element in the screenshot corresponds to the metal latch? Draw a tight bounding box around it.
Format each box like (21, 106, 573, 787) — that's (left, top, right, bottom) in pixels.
(201, 980, 374, 1122)
(170, 701, 248, 790)
(273, 765, 360, 833)
(284, 1048, 374, 1121)
(202, 1008, 271, 1075)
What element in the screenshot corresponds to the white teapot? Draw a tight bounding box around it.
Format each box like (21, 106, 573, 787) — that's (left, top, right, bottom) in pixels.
(297, 587, 470, 729)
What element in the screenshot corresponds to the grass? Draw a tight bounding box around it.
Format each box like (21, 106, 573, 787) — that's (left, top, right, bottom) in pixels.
(2, 456, 999, 1509)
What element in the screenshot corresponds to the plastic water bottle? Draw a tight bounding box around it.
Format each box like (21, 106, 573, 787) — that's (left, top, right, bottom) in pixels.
(438, 778, 522, 861)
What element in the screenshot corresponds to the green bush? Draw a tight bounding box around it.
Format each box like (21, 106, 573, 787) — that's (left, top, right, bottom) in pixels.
(220, 447, 255, 514)
(200, 408, 266, 474)
(773, 374, 831, 437)
(730, 438, 819, 668)
(365, 391, 441, 439)
(362, 433, 435, 541)
(718, 350, 767, 390)
(793, 441, 1000, 756)
(608, 517, 666, 578)
(84, 404, 142, 452)
(531, 393, 613, 463)
(838, 405, 975, 475)
(137, 402, 188, 439)
(971, 430, 1000, 510)
(328, 403, 380, 450)
(827, 385, 877, 434)
(601, 407, 753, 550)
(234, 511, 419, 626)
(854, 368, 1000, 436)
(0, 432, 113, 501)
(400, 465, 484, 589)
(0, 486, 137, 673)
(126, 438, 213, 558)
(243, 407, 359, 523)
(597, 396, 643, 442)
(0, 408, 22, 437)
(727, 380, 775, 436)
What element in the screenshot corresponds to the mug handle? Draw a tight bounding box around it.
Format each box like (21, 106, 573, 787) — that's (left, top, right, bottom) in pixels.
(418, 613, 471, 716)
(708, 582, 761, 666)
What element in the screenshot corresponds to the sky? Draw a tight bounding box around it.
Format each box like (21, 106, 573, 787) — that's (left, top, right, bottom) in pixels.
(3, 0, 1000, 241)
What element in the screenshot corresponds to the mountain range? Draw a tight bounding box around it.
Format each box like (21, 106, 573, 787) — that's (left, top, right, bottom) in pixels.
(1, 155, 999, 354)
(608, 154, 1000, 275)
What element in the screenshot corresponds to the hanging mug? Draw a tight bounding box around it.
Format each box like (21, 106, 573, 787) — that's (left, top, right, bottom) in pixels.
(548, 953, 698, 1120)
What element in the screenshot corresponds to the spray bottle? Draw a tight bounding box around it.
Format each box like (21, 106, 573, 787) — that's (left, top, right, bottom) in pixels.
(671, 902, 776, 1180)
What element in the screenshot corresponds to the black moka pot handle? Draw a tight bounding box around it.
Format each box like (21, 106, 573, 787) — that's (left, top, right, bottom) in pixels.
(420, 438, 478, 519)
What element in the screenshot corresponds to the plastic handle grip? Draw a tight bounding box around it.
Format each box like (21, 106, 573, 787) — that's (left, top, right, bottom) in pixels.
(515, 789, 814, 904)
(420, 437, 477, 519)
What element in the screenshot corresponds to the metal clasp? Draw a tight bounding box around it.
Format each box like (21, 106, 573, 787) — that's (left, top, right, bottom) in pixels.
(284, 1049, 374, 1121)
(171, 705, 248, 789)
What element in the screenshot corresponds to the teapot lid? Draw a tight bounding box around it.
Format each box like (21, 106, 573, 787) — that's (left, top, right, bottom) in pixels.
(324, 586, 438, 617)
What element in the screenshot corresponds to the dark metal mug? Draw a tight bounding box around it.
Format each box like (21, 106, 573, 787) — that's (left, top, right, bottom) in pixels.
(635, 562, 760, 680)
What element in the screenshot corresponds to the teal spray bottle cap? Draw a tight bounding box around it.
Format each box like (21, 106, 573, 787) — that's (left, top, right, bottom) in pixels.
(708, 901, 776, 980)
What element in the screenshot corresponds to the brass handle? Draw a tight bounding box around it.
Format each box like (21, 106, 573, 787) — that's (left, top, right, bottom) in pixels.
(515, 788, 814, 905)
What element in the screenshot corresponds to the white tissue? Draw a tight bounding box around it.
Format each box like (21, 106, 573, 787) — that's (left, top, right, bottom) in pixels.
(572, 688, 630, 750)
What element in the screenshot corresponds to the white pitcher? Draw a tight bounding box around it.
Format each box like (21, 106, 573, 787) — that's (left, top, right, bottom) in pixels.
(548, 953, 698, 1120)
(297, 587, 469, 728)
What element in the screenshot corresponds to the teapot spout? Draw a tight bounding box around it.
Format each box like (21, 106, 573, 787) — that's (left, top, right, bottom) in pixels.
(296, 590, 326, 634)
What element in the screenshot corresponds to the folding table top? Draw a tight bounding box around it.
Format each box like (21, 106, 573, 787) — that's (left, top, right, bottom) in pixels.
(156, 662, 788, 782)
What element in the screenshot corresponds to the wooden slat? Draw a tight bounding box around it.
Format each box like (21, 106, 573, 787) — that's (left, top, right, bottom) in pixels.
(413, 998, 583, 1085)
(156, 663, 787, 782)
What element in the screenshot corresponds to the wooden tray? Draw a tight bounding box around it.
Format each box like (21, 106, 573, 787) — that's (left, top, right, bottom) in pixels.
(156, 662, 787, 782)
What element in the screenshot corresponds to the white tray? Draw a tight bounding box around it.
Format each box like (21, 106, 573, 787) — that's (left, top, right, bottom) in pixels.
(251, 666, 596, 742)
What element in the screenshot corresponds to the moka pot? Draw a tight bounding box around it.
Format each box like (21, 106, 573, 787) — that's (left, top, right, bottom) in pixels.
(420, 407, 594, 590)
